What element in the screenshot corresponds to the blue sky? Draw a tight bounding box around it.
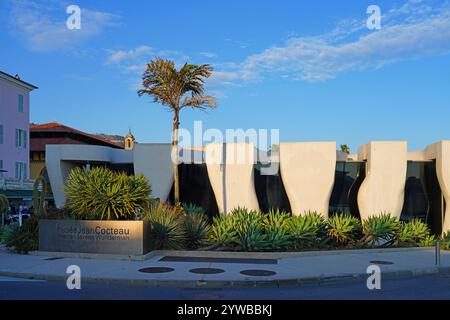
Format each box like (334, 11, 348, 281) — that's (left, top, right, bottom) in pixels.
(1, 0, 450, 152)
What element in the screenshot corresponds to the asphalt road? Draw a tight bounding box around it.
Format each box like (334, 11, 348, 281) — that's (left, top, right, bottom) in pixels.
(1, 274, 450, 300)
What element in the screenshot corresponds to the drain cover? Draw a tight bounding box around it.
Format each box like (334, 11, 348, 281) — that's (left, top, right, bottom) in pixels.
(189, 268, 225, 274)
(370, 260, 394, 265)
(44, 257, 65, 261)
(138, 267, 175, 273)
(240, 269, 276, 276)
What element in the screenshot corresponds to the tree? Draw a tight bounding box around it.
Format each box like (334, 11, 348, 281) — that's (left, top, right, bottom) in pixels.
(340, 144, 350, 154)
(138, 58, 217, 203)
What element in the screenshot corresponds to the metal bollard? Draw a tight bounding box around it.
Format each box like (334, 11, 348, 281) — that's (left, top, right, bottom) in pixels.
(436, 240, 441, 266)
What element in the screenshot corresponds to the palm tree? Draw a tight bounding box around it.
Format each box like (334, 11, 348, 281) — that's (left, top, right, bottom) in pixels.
(340, 144, 350, 154)
(138, 58, 217, 204)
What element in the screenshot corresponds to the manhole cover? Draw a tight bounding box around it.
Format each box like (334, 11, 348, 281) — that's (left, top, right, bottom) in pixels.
(240, 269, 277, 276)
(370, 260, 394, 265)
(138, 267, 175, 273)
(189, 268, 225, 274)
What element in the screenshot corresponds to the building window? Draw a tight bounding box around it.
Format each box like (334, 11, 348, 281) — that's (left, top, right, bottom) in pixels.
(329, 161, 366, 218)
(0, 160, 3, 169)
(15, 162, 27, 180)
(0, 124, 3, 144)
(15, 129, 27, 149)
(18, 94, 24, 113)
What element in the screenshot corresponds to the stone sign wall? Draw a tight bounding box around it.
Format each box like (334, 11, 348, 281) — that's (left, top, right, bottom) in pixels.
(39, 220, 151, 255)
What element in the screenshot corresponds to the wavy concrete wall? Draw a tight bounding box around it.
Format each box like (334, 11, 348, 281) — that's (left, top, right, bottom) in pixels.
(357, 141, 407, 220)
(426, 141, 450, 233)
(205, 143, 259, 214)
(279, 142, 336, 217)
(46, 145, 133, 208)
(133, 144, 173, 201)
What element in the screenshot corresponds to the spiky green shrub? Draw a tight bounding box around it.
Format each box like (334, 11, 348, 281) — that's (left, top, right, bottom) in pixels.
(441, 232, 450, 250)
(65, 167, 151, 220)
(182, 203, 204, 215)
(327, 213, 362, 246)
(361, 213, 400, 247)
(305, 211, 328, 240)
(419, 234, 437, 247)
(263, 209, 291, 251)
(144, 202, 186, 250)
(184, 212, 211, 249)
(3, 218, 39, 254)
(210, 214, 237, 248)
(398, 219, 432, 247)
(232, 208, 269, 252)
(287, 214, 321, 250)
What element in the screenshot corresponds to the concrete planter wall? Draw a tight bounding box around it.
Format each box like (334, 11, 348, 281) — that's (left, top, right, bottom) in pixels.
(39, 220, 151, 255)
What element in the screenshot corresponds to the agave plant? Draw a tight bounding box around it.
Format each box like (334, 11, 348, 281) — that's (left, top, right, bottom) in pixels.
(398, 219, 432, 247)
(327, 213, 362, 246)
(360, 213, 400, 247)
(419, 234, 437, 247)
(184, 212, 211, 249)
(65, 167, 151, 220)
(441, 232, 450, 250)
(232, 208, 269, 252)
(287, 215, 320, 250)
(209, 215, 237, 248)
(144, 202, 186, 250)
(182, 203, 204, 215)
(305, 211, 328, 240)
(263, 209, 292, 251)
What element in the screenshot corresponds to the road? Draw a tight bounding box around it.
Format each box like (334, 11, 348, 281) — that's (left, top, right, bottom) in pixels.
(1, 274, 450, 300)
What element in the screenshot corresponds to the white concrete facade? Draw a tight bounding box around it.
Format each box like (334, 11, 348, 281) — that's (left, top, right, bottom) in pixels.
(280, 142, 336, 218)
(46, 140, 450, 234)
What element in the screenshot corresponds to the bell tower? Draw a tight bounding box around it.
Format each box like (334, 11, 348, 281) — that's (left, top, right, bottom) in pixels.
(124, 129, 136, 150)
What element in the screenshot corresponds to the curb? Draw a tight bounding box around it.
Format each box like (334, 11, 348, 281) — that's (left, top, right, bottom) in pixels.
(2, 265, 450, 289)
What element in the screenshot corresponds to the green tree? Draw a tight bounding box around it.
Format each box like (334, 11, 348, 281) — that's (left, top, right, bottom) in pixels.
(138, 58, 217, 203)
(340, 144, 350, 154)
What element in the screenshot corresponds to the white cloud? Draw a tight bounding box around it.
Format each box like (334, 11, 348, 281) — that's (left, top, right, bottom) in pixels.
(199, 51, 218, 58)
(106, 46, 154, 64)
(235, 0, 450, 82)
(8, 0, 119, 52)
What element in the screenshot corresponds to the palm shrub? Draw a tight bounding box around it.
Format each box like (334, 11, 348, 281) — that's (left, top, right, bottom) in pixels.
(184, 206, 211, 249)
(360, 213, 400, 247)
(327, 213, 362, 247)
(65, 167, 151, 220)
(398, 219, 433, 247)
(144, 202, 186, 250)
(263, 209, 292, 251)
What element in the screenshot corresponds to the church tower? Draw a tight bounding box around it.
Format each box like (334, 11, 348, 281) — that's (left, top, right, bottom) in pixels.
(124, 129, 136, 150)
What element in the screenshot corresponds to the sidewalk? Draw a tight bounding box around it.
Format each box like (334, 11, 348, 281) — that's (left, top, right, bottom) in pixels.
(0, 248, 449, 288)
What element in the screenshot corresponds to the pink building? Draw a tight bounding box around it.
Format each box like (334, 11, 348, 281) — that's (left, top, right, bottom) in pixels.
(0, 71, 37, 179)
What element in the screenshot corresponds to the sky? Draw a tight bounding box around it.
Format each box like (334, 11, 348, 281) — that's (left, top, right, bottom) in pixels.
(1, 0, 450, 152)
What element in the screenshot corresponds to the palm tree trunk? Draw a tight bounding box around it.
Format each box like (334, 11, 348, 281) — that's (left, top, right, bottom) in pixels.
(172, 112, 180, 204)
